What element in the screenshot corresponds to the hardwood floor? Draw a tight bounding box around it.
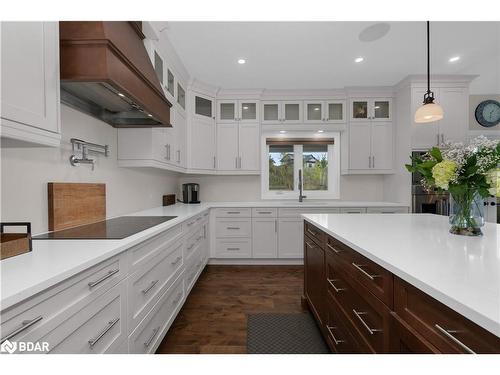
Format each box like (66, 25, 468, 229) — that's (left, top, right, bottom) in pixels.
(156, 265, 306, 354)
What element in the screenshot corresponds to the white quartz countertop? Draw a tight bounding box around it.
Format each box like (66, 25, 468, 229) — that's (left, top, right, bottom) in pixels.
(302, 213, 500, 338)
(1, 200, 405, 311)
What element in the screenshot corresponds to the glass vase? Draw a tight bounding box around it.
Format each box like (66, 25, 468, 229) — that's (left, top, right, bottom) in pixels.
(449, 191, 485, 236)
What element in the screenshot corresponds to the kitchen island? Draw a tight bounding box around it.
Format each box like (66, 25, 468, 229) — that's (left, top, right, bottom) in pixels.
(302, 213, 500, 354)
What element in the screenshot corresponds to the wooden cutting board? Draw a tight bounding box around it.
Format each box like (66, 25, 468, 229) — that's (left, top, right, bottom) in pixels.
(48, 183, 106, 231)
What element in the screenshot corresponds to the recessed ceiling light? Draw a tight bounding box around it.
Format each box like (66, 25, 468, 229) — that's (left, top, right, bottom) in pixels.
(118, 92, 125, 97)
(355, 57, 364, 63)
(237, 59, 246, 64)
(449, 56, 460, 63)
(317, 130, 324, 133)
(279, 130, 287, 134)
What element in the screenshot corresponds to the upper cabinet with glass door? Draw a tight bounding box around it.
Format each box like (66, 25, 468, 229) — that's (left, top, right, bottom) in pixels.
(261, 101, 302, 125)
(350, 98, 391, 121)
(217, 100, 259, 123)
(194, 93, 215, 121)
(304, 100, 346, 124)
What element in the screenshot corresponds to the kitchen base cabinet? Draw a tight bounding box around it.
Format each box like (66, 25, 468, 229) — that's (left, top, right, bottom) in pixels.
(252, 218, 278, 258)
(303, 221, 500, 354)
(278, 219, 303, 258)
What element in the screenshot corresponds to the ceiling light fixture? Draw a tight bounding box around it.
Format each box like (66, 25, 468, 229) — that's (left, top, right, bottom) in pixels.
(414, 21, 444, 124)
(449, 56, 460, 63)
(354, 57, 364, 63)
(317, 130, 324, 133)
(279, 130, 287, 134)
(237, 59, 246, 64)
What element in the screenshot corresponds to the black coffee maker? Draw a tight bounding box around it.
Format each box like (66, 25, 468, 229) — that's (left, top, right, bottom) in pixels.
(181, 183, 200, 204)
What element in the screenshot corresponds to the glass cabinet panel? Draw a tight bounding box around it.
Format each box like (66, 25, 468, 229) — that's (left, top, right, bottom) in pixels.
(352, 101, 368, 119)
(241, 102, 257, 120)
(284, 103, 300, 121)
(154, 51, 163, 83)
(307, 103, 322, 121)
(167, 69, 175, 97)
(177, 84, 185, 109)
(195, 96, 212, 118)
(374, 100, 390, 119)
(328, 103, 343, 120)
(263, 103, 279, 121)
(220, 103, 236, 120)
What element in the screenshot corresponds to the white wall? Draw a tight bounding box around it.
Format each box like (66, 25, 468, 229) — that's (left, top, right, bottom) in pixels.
(1, 105, 180, 234)
(179, 174, 385, 202)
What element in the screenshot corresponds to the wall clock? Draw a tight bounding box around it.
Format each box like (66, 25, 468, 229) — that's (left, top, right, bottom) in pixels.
(474, 99, 500, 128)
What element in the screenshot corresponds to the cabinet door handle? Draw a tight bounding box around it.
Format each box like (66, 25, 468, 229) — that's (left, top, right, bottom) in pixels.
(88, 317, 120, 348)
(187, 243, 195, 250)
(142, 279, 159, 295)
(372, 156, 375, 169)
(275, 219, 277, 233)
(0, 316, 43, 344)
(226, 211, 240, 214)
(368, 156, 371, 168)
(307, 228, 318, 237)
(213, 156, 216, 168)
(352, 309, 382, 335)
(88, 269, 119, 288)
(351, 263, 380, 281)
(305, 241, 314, 249)
(326, 243, 342, 254)
(227, 247, 240, 251)
(434, 324, 475, 354)
(226, 227, 240, 230)
(171, 256, 182, 266)
(144, 326, 160, 348)
(326, 325, 345, 345)
(327, 278, 347, 293)
(177, 150, 181, 163)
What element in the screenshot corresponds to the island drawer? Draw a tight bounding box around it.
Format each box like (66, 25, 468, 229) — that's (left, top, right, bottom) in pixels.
(326, 292, 363, 353)
(326, 235, 393, 308)
(394, 277, 500, 354)
(389, 312, 440, 353)
(329, 260, 391, 353)
(304, 221, 326, 247)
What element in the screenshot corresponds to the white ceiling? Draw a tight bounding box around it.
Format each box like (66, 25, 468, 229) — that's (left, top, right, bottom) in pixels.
(164, 21, 500, 89)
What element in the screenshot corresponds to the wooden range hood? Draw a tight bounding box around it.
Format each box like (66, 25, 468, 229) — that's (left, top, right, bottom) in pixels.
(59, 21, 172, 127)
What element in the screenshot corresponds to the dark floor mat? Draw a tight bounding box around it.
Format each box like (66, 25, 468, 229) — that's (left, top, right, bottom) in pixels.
(247, 313, 329, 354)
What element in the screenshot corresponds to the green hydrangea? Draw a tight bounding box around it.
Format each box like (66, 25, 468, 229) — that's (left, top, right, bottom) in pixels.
(486, 168, 500, 197)
(432, 160, 458, 190)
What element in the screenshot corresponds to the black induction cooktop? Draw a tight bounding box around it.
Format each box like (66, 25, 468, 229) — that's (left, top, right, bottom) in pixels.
(34, 216, 177, 240)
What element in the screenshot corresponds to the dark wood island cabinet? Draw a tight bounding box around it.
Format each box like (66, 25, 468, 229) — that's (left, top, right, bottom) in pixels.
(303, 221, 500, 354)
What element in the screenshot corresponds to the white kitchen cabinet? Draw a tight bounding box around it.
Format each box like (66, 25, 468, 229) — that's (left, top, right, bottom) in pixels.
(217, 100, 259, 123)
(172, 106, 187, 168)
(351, 98, 392, 122)
(304, 100, 346, 124)
(348, 121, 393, 173)
(278, 219, 303, 259)
(411, 86, 468, 149)
(1, 22, 61, 146)
(216, 122, 260, 173)
(252, 218, 278, 258)
(189, 92, 217, 170)
(261, 101, 302, 124)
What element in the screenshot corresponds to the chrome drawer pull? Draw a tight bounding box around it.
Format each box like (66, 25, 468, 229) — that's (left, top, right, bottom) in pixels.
(196, 217, 202, 221)
(434, 324, 476, 354)
(142, 280, 159, 295)
(305, 241, 314, 249)
(226, 227, 240, 230)
(352, 309, 382, 335)
(88, 317, 120, 348)
(88, 269, 119, 288)
(171, 256, 182, 266)
(227, 211, 241, 214)
(307, 228, 318, 237)
(187, 243, 195, 250)
(144, 326, 160, 348)
(227, 247, 240, 251)
(196, 236, 203, 241)
(172, 292, 183, 305)
(258, 211, 273, 214)
(327, 278, 346, 293)
(0, 316, 43, 344)
(351, 263, 380, 281)
(327, 243, 342, 254)
(326, 325, 345, 345)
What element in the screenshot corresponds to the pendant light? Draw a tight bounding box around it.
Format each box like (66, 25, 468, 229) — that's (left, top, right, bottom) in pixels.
(415, 21, 444, 123)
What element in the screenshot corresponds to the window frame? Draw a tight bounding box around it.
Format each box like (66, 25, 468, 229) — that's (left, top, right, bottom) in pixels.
(261, 132, 340, 200)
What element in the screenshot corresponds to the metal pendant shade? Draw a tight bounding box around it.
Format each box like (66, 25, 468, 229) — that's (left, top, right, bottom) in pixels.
(415, 21, 444, 123)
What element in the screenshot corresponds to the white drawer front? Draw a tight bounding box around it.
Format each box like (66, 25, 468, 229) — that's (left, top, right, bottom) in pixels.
(252, 208, 278, 217)
(366, 207, 408, 213)
(278, 207, 341, 218)
(184, 214, 202, 230)
(127, 240, 183, 332)
(213, 208, 251, 218)
(215, 239, 252, 258)
(340, 207, 367, 214)
(44, 281, 127, 354)
(185, 227, 204, 261)
(185, 248, 204, 293)
(0, 254, 127, 346)
(129, 224, 183, 270)
(215, 218, 251, 238)
(128, 275, 184, 354)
